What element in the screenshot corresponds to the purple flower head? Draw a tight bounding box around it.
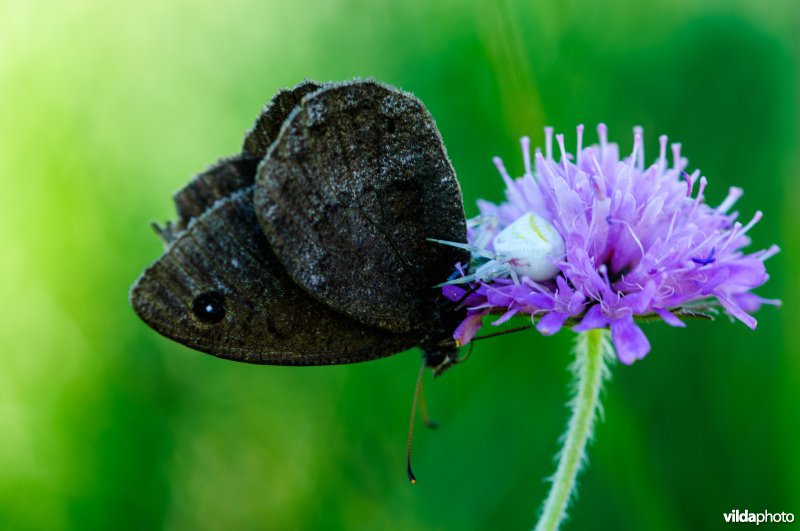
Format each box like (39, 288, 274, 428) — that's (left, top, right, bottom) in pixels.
(443, 125, 779, 364)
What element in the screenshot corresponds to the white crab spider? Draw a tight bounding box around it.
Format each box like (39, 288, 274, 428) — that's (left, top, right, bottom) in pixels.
(432, 211, 566, 285)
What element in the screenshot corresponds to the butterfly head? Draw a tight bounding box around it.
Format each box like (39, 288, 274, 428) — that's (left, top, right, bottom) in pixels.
(422, 341, 460, 377)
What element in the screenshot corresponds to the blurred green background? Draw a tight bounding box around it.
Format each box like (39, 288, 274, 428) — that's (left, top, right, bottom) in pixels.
(1, 0, 797, 529)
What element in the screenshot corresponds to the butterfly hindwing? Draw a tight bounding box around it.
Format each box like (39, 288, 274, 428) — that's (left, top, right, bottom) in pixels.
(131, 187, 419, 364)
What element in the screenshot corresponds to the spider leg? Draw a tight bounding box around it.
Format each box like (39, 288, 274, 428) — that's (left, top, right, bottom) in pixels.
(437, 271, 483, 287)
(438, 261, 513, 287)
(467, 214, 499, 249)
(473, 260, 513, 281)
(466, 214, 499, 229)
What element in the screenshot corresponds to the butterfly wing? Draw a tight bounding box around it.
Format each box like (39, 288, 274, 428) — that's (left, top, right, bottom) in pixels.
(168, 156, 260, 235)
(131, 187, 419, 365)
(254, 80, 467, 333)
(157, 81, 325, 243)
(242, 80, 323, 158)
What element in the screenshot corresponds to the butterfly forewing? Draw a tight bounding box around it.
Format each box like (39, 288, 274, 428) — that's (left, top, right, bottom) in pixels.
(254, 80, 467, 334)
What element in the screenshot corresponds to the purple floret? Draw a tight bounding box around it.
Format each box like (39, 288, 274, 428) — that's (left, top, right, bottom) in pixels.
(445, 125, 779, 364)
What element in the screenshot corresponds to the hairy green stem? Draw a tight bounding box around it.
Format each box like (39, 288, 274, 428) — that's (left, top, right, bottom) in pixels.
(534, 329, 612, 531)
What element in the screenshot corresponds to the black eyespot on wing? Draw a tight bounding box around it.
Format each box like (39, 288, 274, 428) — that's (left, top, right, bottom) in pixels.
(192, 291, 227, 324)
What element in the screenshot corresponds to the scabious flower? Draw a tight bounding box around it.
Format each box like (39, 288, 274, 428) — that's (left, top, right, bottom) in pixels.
(443, 125, 779, 364)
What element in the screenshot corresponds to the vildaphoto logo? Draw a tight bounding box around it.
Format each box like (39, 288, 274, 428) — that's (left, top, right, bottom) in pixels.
(723, 509, 795, 525)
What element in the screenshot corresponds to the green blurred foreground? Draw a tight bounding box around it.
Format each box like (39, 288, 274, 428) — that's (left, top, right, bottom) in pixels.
(0, 0, 797, 529)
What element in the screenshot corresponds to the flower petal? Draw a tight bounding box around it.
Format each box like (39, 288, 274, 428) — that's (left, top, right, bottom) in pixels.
(725, 258, 767, 288)
(610, 314, 651, 364)
(731, 292, 781, 313)
(536, 311, 570, 336)
(493, 307, 521, 325)
(453, 311, 488, 345)
(655, 308, 686, 328)
(623, 280, 657, 314)
(442, 284, 483, 306)
(715, 293, 757, 330)
(573, 304, 608, 332)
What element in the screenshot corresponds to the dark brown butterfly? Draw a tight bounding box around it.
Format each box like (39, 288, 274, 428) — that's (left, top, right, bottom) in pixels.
(130, 80, 469, 375)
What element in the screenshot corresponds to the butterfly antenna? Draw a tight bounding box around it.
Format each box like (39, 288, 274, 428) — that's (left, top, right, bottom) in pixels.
(455, 340, 476, 364)
(407, 361, 426, 484)
(418, 374, 438, 429)
(471, 325, 532, 341)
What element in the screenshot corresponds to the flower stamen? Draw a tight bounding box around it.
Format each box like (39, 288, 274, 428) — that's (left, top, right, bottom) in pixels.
(597, 123, 608, 160)
(521, 136, 533, 177)
(658, 134, 668, 171)
(576, 124, 585, 165)
(556, 133, 569, 174)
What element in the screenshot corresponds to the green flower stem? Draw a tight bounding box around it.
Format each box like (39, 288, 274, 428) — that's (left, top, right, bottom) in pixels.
(534, 329, 612, 531)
